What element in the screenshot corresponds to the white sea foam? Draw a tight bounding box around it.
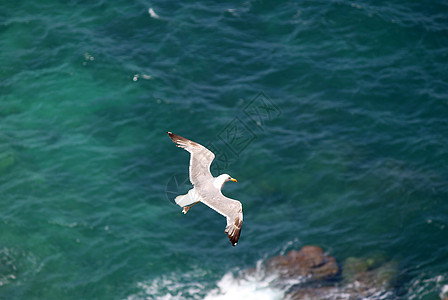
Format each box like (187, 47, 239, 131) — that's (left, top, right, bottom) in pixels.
(125, 266, 393, 300)
(125, 258, 445, 300)
(125, 261, 286, 300)
(148, 8, 160, 19)
(125, 275, 205, 300)
(405, 274, 447, 300)
(204, 271, 284, 300)
(441, 284, 448, 299)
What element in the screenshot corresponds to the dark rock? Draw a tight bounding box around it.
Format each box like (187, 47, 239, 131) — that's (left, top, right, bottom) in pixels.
(266, 245, 339, 281)
(264, 247, 398, 300)
(286, 286, 334, 300)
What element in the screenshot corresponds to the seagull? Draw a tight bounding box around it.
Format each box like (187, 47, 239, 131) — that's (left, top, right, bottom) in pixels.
(167, 132, 243, 246)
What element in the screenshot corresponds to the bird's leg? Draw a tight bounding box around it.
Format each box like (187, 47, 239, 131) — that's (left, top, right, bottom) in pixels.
(182, 201, 200, 214)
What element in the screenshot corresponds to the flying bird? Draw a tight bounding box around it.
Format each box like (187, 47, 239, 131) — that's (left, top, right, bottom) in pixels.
(167, 132, 243, 246)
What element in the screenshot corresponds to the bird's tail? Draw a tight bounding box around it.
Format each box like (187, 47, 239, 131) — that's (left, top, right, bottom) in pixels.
(175, 194, 194, 207)
(175, 188, 201, 207)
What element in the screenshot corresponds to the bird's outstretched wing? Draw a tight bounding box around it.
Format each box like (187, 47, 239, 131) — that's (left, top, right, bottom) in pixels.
(199, 189, 243, 246)
(167, 132, 215, 186)
(224, 201, 243, 246)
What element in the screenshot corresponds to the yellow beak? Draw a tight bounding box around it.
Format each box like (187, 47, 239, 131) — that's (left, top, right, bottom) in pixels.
(231, 178, 237, 182)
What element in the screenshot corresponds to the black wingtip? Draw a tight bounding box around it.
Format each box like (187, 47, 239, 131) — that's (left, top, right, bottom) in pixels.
(227, 222, 242, 246)
(167, 132, 176, 140)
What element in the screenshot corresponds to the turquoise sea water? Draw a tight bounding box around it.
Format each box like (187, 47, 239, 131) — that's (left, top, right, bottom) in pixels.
(1, 1, 448, 299)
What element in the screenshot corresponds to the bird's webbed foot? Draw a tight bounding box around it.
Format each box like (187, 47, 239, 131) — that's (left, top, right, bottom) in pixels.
(181, 201, 200, 214)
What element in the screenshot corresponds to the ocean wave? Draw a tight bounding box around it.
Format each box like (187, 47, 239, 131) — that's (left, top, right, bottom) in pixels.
(125, 256, 398, 300)
(124, 261, 287, 300)
(403, 274, 448, 300)
(124, 268, 209, 300)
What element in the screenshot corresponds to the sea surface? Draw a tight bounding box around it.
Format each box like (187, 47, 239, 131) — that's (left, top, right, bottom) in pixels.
(1, 1, 448, 299)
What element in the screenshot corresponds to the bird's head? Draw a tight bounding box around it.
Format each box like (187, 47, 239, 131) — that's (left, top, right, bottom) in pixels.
(214, 174, 237, 189)
(224, 174, 237, 183)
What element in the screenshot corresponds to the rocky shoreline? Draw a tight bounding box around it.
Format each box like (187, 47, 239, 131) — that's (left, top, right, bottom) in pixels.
(248, 245, 399, 299)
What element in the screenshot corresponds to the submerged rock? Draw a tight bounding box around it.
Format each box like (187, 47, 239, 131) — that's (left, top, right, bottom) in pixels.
(0, 152, 16, 172)
(342, 256, 398, 290)
(342, 256, 369, 282)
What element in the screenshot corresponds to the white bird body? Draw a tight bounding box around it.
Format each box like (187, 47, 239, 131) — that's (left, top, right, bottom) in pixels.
(167, 132, 243, 246)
